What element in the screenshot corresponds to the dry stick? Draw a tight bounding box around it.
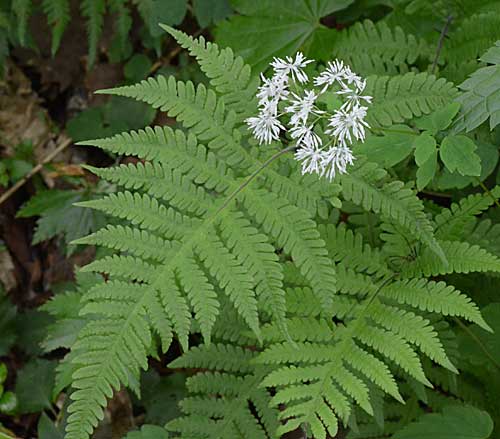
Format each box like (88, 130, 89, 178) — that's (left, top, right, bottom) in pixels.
(0, 137, 73, 207)
(431, 14, 453, 74)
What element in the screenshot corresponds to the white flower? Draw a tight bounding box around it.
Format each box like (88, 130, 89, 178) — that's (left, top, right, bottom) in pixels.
(337, 79, 372, 111)
(326, 104, 370, 144)
(245, 106, 285, 144)
(313, 60, 348, 92)
(321, 146, 355, 181)
(285, 90, 320, 126)
(256, 73, 289, 105)
(295, 145, 325, 175)
(342, 67, 364, 89)
(290, 124, 322, 149)
(271, 52, 313, 84)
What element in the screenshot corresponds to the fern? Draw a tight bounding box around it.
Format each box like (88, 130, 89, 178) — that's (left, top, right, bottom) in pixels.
(42, 0, 71, 55)
(167, 343, 279, 438)
(12, 0, 32, 45)
(443, 14, 500, 67)
(81, 0, 106, 67)
(366, 73, 458, 126)
(62, 27, 495, 439)
(334, 20, 431, 76)
(65, 29, 339, 438)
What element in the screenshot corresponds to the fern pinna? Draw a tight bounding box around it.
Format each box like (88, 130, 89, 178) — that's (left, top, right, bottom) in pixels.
(64, 27, 496, 439)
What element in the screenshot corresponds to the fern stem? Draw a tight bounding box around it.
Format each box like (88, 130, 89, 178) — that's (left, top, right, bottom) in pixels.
(431, 14, 453, 73)
(213, 145, 296, 217)
(453, 317, 500, 372)
(344, 273, 398, 321)
(475, 177, 500, 209)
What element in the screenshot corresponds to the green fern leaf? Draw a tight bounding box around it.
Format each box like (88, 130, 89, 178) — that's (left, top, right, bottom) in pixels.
(81, 0, 106, 67)
(334, 20, 431, 76)
(42, 0, 70, 55)
(339, 160, 446, 264)
(434, 187, 500, 240)
(12, 0, 32, 45)
(366, 73, 458, 127)
(404, 240, 500, 278)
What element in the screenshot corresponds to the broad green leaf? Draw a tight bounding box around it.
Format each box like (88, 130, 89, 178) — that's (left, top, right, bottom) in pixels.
(354, 126, 414, 167)
(435, 140, 498, 190)
(440, 135, 481, 176)
(149, 0, 187, 36)
(215, 0, 354, 71)
(15, 359, 56, 414)
(413, 133, 436, 165)
(415, 102, 461, 133)
(416, 151, 437, 190)
(124, 54, 153, 83)
(38, 413, 64, 439)
(393, 405, 493, 439)
(193, 0, 232, 27)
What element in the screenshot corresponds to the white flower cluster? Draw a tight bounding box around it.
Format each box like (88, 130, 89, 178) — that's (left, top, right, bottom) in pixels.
(245, 53, 372, 180)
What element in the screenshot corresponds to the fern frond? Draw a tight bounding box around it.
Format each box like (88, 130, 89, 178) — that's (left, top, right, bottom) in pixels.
(334, 20, 431, 76)
(366, 73, 458, 126)
(66, 285, 155, 439)
(379, 278, 491, 331)
(77, 192, 194, 239)
(403, 240, 500, 278)
(95, 77, 329, 215)
(339, 160, 445, 263)
(194, 227, 260, 339)
(109, 0, 132, 58)
(443, 14, 500, 66)
(12, 0, 32, 45)
(160, 24, 255, 115)
(42, 0, 70, 55)
(79, 128, 233, 193)
(319, 223, 389, 275)
(84, 162, 213, 215)
(81, 0, 106, 67)
(72, 225, 179, 263)
(434, 187, 500, 240)
(168, 343, 279, 439)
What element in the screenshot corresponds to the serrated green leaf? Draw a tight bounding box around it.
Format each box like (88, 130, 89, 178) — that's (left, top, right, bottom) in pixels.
(440, 135, 481, 176)
(149, 0, 187, 36)
(355, 126, 415, 168)
(416, 151, 437, 190)
(193, 0, 232, 27)
(38, 412, 64, 439)
(415, 102, 461, 133)
(215, 0, 354, 71)
(15, 359, 56, 414)
(413, 133, 436, 165)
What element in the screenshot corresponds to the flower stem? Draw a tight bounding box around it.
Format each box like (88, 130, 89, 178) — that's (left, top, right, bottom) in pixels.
(214, 145, 296, 216)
